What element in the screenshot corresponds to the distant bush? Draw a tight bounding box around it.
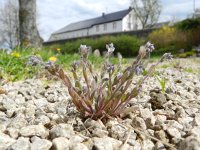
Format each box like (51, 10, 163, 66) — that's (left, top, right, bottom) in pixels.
(175, 17, 200, 49)
(148, 26, 177, 49)
(148, 22, 200, 53)
(175, 17, 200, 30)
(176, 50, 196, 58)
(151, 46, 177, 56)
(48, 35, 143, 57)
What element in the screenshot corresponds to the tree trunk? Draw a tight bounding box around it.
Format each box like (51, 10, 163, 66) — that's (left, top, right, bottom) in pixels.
(19, 0, 42, 47)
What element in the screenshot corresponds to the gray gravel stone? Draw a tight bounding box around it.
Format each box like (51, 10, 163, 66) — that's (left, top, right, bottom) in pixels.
(84, 118, 105, 131)
(30, 136, 52, 150)
(142, 112, 156, 128)
(149, 92, 167, 110)
(93, 137, 122, 150)
(132, 117, 147, 130)
(110, 124, 127, 140)
(24, 104, 36, 120)
(93, 137, 113, 150)
(0, 133, 16, 149)
(167, 120, 184, 130)
(50, 123, 74, 139)
(154, 130, 169, 143)
(55, 100, 68, 115)
(193, 113, 200, 126)
(70, 143, 89, 150)
(46, 94, 56, 103)
(34, 98, 48, 110)
(128, 140, 141, 149)
(8, 116, 28, 129)
(6, 127, 19, 139)
(34, 115, 50, 125)
(0, 117, 9, 133)
(142, 139, 155, 150)
(190, 126, 200, 138)
(52, 137, 70, 150)
(166, 127, 181, 138)
(69, 135, 86, 143)
(92, 128, 109, 138)
(2, 97, 17, 111)
(8, 137, 30, 150)
(19, 124, 49, 138)
(105, 119, 119, 128)
(179, 136, 200, 150)
(155, 142, 166, 150)
(155, 115, 167, 125)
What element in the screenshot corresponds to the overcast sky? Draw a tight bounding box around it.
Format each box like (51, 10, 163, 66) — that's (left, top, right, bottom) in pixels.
(1, 0, 200, 41)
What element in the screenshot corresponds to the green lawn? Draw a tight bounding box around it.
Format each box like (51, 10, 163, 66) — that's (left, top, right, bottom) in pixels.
(0, 47, 123, 82)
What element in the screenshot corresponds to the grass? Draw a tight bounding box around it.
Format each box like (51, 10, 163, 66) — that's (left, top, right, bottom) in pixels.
(183, 68, 200, 74)
(0, 47, 121, 82)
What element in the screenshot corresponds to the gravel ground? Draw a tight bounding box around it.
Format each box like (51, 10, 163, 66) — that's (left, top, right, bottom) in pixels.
(0, 58, 200, 150)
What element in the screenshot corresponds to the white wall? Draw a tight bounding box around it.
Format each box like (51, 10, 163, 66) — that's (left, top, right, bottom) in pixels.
(122, 9, 142, 31)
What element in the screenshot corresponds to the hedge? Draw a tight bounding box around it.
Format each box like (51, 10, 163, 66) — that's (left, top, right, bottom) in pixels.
(48, 35, 144, 57)
(148, 19, 200, 53)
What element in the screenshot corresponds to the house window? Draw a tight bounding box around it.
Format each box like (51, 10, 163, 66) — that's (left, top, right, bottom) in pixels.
(96, 25, 99, 32)
(128, 23, 131, 29)
(87, 29, 89, 35)
(104, 24, 107, 31)
(113, 22, 117, 29)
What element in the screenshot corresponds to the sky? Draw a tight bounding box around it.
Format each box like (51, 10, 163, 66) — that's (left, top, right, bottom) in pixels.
(1, 0, 200, 41)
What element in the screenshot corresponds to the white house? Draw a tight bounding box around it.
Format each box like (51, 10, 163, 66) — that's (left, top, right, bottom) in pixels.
(48, 8, 142, 42)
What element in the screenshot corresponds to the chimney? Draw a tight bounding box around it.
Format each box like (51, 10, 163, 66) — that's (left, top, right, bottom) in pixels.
(102, 12, 105, 16)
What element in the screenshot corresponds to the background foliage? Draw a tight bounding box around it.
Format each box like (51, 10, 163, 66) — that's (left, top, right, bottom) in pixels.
(148, 17, 200, 54)
(48, 35, 143, 57)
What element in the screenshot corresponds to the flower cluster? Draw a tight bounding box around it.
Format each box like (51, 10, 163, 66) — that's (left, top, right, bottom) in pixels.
(56, 48, 61, 52)
(49, 56, 57, 62)
(27, 55, 43, 66)
(106, 43, 115, 56)
(79, 44, 90, 59)
(161, 53, 173, 62)
(11, 51, 20, 58)
(145, 41, 155, 53)
(27, 55, 57, 69)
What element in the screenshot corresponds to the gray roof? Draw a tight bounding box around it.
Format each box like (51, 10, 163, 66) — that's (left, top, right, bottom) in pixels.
(53, 8, 131, 34)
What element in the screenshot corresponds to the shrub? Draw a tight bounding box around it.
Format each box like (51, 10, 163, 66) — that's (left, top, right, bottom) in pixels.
(47, 35, 143, 57)
(151, 46, 177, 56)
(148, 26, 177, 49)
(176, 51, 196, 58)
(175, 17, 200, 31)
(148, 24, 200, 53)
(46, 42, 172, 121)
(113, 35, 143, 56)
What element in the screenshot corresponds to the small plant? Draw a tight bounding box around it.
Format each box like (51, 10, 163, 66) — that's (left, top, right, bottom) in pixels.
(155, 75, 167, 93)
(46, 42, 172, 121)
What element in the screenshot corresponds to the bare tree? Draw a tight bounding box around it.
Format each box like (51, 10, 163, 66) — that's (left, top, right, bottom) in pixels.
(130, 0, 162, 29)
(0, 0, 19, 49)
(18, 0, 43, 47)
(194, 8, 200, 18)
